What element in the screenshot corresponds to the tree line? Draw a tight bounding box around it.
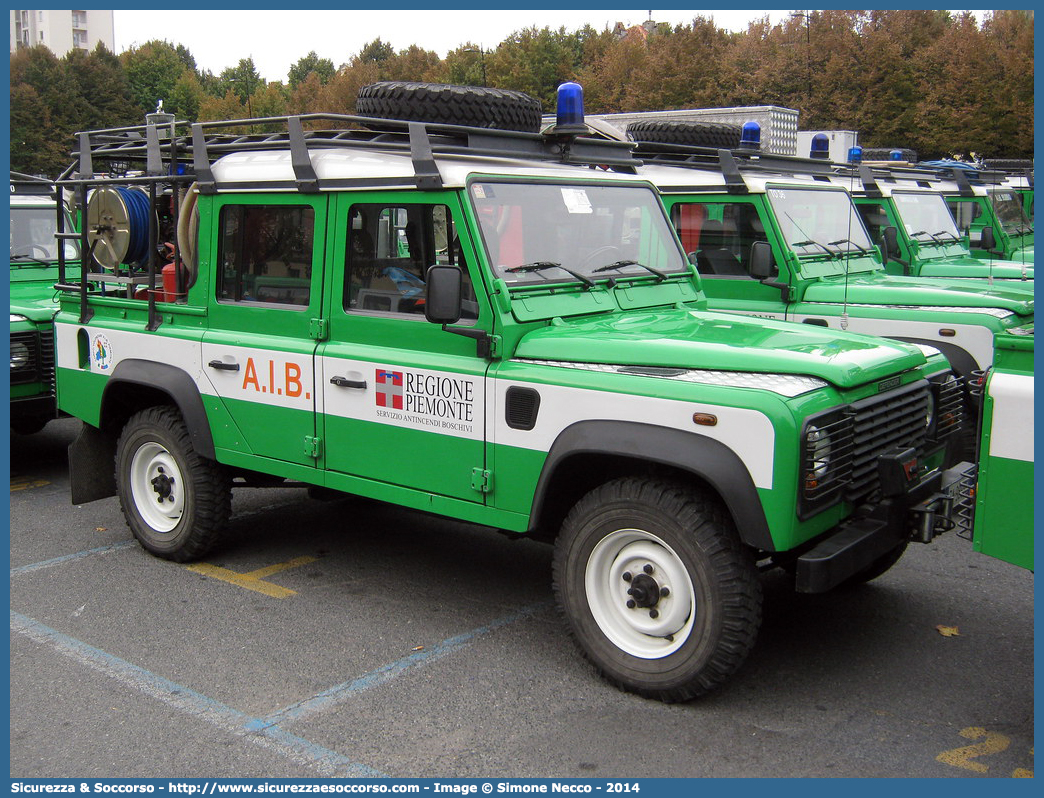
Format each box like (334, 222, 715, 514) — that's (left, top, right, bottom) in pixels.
(10, 9, 1033, 178)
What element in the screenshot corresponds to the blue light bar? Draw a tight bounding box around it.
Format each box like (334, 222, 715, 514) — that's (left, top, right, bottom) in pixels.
(847, 146, 863, 164)
(555, 82, 585, 131)
(740, 121, 761, 150)
(889, 149, 903, 161)
(809, 133, 830, 160)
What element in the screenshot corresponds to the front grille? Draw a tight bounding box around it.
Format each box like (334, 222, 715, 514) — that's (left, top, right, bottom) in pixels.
(801, 380, 939, 517)
(845, 381, 931, 502)
(10, 329, 55, 392)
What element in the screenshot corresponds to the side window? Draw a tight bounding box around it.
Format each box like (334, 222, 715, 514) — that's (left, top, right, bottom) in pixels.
(673, 202, 766, 277)
(947, 199, 981, 232)
(345, 203, 478, 321)
(217, 205, 314, 306)
(856, 203, 890, 249)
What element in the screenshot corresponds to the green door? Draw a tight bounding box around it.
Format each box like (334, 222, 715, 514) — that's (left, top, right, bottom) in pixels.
(320, 191, 493, 503)
(201, 195, 327, 467)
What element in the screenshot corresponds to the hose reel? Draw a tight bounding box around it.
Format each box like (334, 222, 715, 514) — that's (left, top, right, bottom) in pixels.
(86, 186, 154, 270)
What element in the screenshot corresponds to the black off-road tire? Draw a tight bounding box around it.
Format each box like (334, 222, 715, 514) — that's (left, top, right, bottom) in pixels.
(356, 81, 543, 133)
(862, 147, 918, 162)
(627, 120, 742, 149)
(115, 405, 231, 562)
(553, 476, 762, 702)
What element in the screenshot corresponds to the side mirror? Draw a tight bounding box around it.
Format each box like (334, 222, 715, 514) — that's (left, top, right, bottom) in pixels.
(979, 226, 996, 251)
(424, 265, 462, 325)
(882, 226, 900, 260)
(749, 241, 776, 279)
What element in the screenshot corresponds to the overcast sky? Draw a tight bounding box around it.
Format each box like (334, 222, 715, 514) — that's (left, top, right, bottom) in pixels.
(113, 8, 808, 84)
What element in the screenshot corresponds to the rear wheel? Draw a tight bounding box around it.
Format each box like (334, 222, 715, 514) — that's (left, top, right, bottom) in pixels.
(553, 477, 762, 701)
(116, 406, 231, 562)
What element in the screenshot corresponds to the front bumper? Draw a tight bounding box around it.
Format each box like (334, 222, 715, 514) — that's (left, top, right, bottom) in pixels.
(795, 460, 977, 593)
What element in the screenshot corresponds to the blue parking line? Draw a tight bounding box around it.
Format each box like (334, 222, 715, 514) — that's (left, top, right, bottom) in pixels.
(11, 611, 385, 778)
(10, 540, 137, 577)
(260, 602, 551, 728)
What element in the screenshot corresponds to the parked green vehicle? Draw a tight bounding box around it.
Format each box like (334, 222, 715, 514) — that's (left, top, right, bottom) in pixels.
(51, 83, 977, 701)
(917, 163, 1034, 264)
(624, 130, 1033, 406)
(834, 165, 1033, 283)
(970, 326, 1034, 570)
(9, 172, 79, 434)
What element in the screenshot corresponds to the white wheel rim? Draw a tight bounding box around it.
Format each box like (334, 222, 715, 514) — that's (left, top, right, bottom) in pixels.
(129, 442, 185, 533)
(585, 529, 696, 659)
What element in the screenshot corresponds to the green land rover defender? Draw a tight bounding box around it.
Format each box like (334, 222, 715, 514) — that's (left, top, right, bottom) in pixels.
(52, 83, 975, 701)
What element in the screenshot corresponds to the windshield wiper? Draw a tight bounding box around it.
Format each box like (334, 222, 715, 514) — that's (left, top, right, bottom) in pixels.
(505, 261, 595, 289)
(910, 230, 946, 245)
(11, 253, 53, 267)
(932, 230, 960, 243)
(591, 260, 668, 282)
(828, 238, 870, 256)
(792, 239, 837, 257)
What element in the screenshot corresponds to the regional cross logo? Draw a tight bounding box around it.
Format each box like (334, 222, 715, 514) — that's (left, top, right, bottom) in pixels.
(375, 369, 403, 409)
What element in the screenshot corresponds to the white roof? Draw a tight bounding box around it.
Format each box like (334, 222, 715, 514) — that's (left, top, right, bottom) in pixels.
(209, 148, 660, 191)
(636, 161, 845, 195)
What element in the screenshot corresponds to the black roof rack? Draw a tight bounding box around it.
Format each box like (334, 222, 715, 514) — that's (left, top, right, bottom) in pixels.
(831, 161, 1013, 196)
(64, 113, 641, 194)
(10, 171, 58, 198)
(627, 139, 839, 194)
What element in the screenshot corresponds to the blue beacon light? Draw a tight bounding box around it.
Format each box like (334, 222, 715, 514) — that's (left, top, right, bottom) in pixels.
(555, 82, 587, 134)
(889, 149, 904, 161)
(847, 146, 863, 164)
(809, 133, 830, 159)
(739, 121, 761, 150)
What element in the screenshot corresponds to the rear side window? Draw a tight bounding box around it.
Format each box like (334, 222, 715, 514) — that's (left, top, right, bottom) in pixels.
(217, 205, 314, 306)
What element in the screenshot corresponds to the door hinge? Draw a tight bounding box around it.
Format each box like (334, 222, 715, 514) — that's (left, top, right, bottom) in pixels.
(309, 318, 328, 341)
(305, 436, 322, 458)
(471, 468, 493, 494)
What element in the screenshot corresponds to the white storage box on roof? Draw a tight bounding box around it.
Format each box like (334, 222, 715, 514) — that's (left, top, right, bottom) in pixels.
(796, 130, 859, 163)
(544, 105, 799, 155)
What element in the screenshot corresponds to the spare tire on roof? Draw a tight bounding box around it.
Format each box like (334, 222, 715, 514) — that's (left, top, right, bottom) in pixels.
(862, 147, 918, 162)
(982, 158, 1033, 171)
(627, 120, 742, 149)
(356, 81, 544, 134)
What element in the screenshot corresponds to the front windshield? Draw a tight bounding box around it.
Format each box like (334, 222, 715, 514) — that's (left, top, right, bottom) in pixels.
(891, 191, 962, 242)
(10, 206, 80, 263)
(469, 181, 687, 286)
(988, 189, 1032, 235)
(766, 186, 874, 258)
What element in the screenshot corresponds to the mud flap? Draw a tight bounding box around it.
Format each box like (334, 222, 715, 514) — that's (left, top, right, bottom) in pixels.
(69, 423, 117, 505)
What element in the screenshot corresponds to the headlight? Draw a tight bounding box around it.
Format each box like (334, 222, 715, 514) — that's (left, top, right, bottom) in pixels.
(11, 314, 28, 323)
(805, 424, 832, 482)
(11, 341, 30, 370)
(924, 389, 936, 430)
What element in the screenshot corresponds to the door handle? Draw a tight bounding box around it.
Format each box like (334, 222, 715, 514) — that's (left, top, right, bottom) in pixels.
(208, 359, 240, 372)
(330, 376, 367, 389)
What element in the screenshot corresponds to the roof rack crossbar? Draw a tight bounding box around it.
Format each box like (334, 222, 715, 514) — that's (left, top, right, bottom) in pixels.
(408, 122, 443, 190)
(191, 124, 217, 194)
(718, 150, 748, 194)
(288, 116, 320, 193)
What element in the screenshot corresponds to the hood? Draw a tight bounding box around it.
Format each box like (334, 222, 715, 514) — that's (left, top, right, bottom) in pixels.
(10, 277, 60, 323)
(916, 257, 1033, 282)
(513, 308, 927, 389)
(802, 273, 1033, 317)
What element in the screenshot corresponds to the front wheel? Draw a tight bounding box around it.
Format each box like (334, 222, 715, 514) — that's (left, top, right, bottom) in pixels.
(116, 406, 231, 562)
(553, 477, 762, 701)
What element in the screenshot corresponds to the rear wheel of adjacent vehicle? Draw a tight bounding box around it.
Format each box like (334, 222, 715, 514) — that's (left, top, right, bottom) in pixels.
(356, 81, 544, 133)
(553, 477, 762, 701)
(115, 406, 231, 562)
(627, 120, 742, 149)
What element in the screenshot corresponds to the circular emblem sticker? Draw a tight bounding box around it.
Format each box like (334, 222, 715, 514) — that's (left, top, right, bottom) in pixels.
(91, 333, 114, 371)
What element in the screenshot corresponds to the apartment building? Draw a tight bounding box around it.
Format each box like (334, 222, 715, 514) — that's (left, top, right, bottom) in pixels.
(10, 9, 114, 56)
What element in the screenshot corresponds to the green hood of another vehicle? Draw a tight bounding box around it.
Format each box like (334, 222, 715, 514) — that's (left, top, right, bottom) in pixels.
(802, 273, 1033, 317)
(514, 308, 928, 390)
(916, 256, 1033, 282)
(10, 273, 60, 323)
